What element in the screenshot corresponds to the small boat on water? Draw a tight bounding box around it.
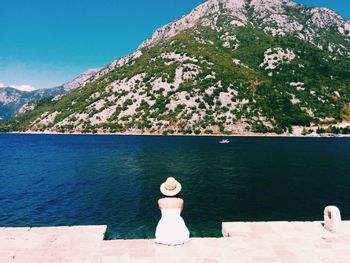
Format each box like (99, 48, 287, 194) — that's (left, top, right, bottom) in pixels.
(219, 139, 230, 144)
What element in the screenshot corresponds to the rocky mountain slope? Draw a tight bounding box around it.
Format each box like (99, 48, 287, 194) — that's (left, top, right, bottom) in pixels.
(0, 87, 29, 121)
(2, 0, 350, 135)
(0, 69, 99, 122)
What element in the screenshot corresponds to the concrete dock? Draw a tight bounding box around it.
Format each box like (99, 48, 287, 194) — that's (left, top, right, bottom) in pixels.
(1, 221, 350, 262)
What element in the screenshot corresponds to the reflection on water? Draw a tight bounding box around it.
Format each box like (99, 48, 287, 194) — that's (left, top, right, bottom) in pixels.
(1, 134, 350, 239)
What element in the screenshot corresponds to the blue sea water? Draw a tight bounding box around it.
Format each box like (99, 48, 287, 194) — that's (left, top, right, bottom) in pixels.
(1, 134, 350, 239)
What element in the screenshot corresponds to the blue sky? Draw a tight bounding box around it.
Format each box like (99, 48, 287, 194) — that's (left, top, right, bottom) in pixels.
(0, 0, 349, 90)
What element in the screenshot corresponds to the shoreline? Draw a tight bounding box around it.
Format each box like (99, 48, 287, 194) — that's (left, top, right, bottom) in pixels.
(1, 130, 349, 138)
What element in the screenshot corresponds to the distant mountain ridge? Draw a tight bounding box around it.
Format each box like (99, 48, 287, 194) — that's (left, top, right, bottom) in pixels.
(0, 69, 99, 121)
(2, 0, 350, 135)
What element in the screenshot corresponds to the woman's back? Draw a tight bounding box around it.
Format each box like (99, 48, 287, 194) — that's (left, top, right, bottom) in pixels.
(155, 178, 189, 245)
(158, 197, 183, 210)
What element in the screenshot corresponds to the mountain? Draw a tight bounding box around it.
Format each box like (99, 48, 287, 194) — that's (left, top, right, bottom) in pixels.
(0, 69, 99, 122)
(2, 0, 350, 135)
(61, 68, 100, 92)
(0, 87, 28, 121)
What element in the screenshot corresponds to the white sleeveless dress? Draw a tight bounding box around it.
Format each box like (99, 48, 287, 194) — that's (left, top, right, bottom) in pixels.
(155, 208, 190, 245)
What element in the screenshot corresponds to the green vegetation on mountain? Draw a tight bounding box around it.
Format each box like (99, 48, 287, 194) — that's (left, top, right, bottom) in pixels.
(1, 0, 350, 135)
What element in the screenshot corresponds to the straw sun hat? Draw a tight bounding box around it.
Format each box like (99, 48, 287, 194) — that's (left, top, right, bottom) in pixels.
(160, 177, 182, 196)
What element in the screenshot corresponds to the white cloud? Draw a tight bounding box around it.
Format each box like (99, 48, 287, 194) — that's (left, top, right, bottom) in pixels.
(9, 84, 36, 92)
(0, 81, 36, 92)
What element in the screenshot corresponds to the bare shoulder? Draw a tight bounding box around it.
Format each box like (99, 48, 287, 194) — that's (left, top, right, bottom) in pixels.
(178, 198, 184, 208)
(158, 198, 184, 209)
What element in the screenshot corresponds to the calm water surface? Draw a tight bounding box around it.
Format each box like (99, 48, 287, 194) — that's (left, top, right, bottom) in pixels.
(1, 134, 350, 239)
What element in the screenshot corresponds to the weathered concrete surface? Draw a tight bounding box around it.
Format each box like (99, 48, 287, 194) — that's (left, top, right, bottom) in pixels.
(0, 226, 107, 263)
(1, 222, 350, 262)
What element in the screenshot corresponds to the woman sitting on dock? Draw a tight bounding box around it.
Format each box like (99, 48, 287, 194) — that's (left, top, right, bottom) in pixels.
(155, 177, 190, 245)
